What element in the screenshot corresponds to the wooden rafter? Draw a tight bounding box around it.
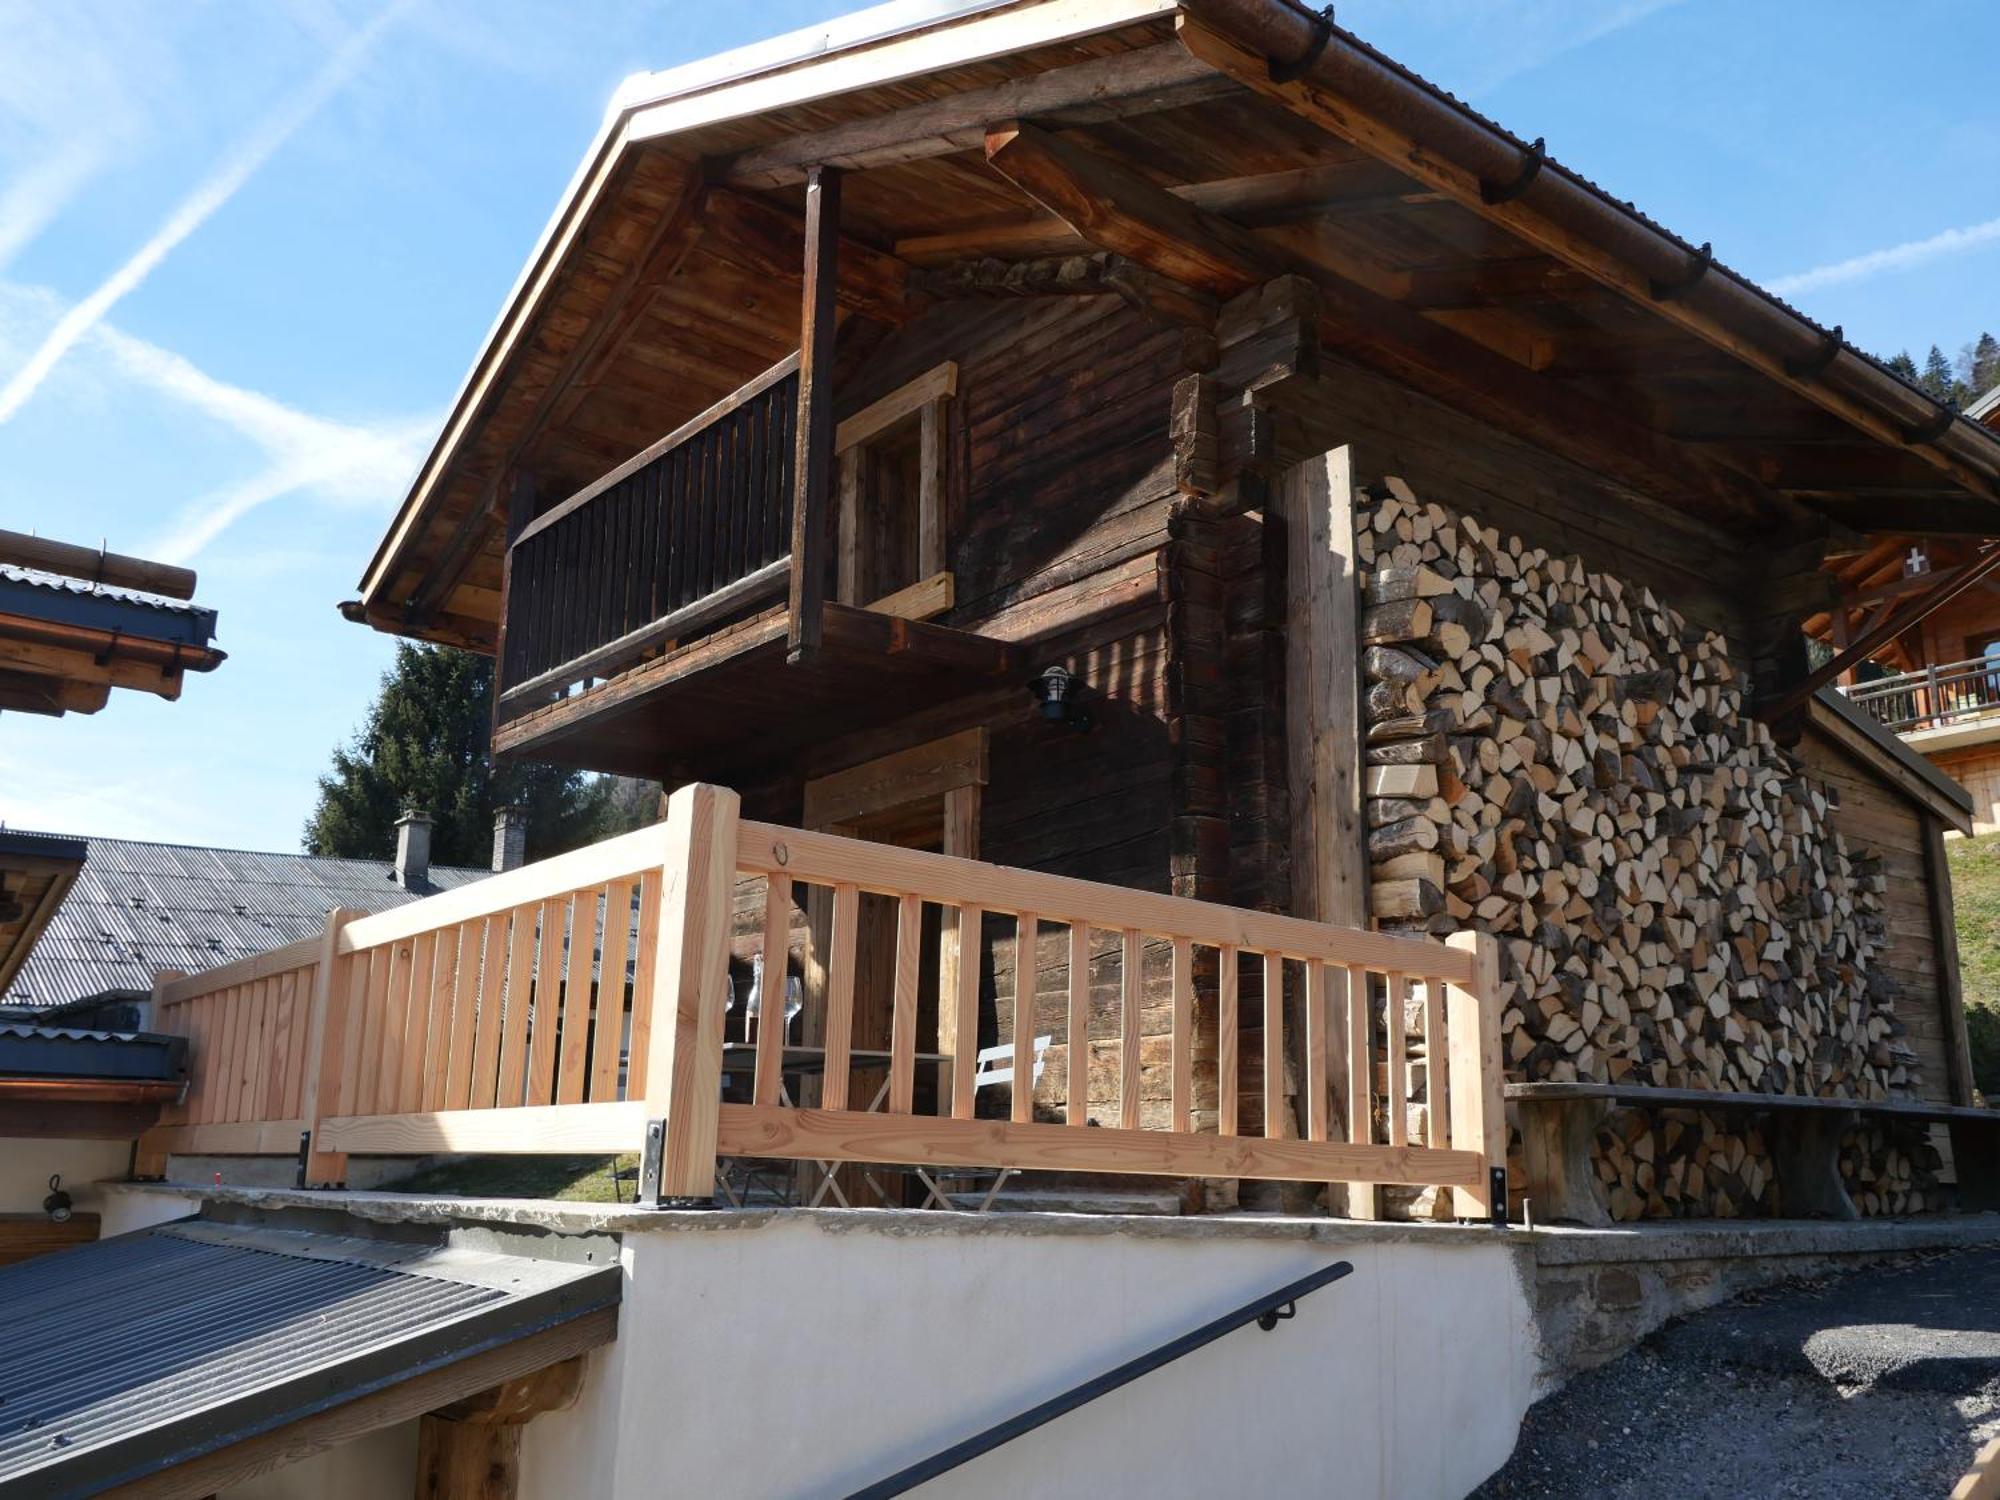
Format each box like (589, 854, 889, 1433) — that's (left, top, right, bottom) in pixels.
(711, 41, 1236, 188)
(980, 120, 1787, 525)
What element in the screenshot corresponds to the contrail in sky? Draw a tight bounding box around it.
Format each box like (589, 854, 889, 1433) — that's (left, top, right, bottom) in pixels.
(0, 0, 411, 426)
(1768, 214, 2000, 297)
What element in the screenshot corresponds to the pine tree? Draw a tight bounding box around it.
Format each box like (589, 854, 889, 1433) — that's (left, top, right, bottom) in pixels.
(1922, 344, 1957, 401)
(304, 642, 611, 868)
(1971, 332, 2000, 401)
(1887, 351, 1920, 382)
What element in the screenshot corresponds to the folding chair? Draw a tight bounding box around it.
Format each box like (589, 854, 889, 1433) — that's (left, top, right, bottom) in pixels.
(872, 1036, 1052, 1212)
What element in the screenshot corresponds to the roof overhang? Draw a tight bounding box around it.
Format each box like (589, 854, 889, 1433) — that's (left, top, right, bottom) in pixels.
(1809, 686, 1976, 833)
(0, 1215, 620, 1495)
(0, 833, 85, 998)
(359, 0, 2000, 651)
(0, 569, 225, 716)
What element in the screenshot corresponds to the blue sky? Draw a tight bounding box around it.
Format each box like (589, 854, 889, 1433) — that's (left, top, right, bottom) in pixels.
(1, 0, 1996, 853)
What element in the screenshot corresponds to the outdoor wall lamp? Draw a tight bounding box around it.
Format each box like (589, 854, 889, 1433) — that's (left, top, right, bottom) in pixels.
(43, 1174, 71, 1224)
(1029, 664, 1091, 732)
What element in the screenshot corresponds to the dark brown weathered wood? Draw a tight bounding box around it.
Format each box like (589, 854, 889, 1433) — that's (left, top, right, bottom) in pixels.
(788, 165, 842, 664)
(1925, 814, 1977, 1108)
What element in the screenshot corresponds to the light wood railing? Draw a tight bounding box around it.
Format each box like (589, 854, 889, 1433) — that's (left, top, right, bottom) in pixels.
(139, 785, 1504, 1215)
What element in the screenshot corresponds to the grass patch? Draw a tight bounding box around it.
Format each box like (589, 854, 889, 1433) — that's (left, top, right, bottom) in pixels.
(380, 1154, 640, 1202)
(1947, 831, 2000, 1097)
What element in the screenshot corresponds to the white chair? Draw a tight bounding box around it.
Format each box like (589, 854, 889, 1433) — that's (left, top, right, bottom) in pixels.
(878, 1035, 1052, 1212)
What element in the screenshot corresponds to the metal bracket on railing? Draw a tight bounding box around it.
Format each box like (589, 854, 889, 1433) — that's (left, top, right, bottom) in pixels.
(1255, 1301, 1298, 1332)
(635, 1118, 718, 1210)
(295, 1131, 312, 1189)
(1490, 1166, 1509, 1229)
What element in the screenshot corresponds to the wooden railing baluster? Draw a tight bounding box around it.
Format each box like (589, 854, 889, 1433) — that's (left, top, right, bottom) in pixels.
(445, 918, 487, 1111)
(952, 905, 984, 1120)
(1218, 946, 1238, 1138)
(889, 893, 921, 1114)
(1386, 973, 1409, 1149)
(422, 926, 462, 1113)
(822, 883, 861, 1112)
(1170, 935, 1193, 1134)
(625, 870, 662, 1100)
(495, 903, 536, 1108)
(557, 894, 596, 1105)
(755, 873, 792, 1107)
(589, 881, 634, 1103)
(1119, 929, 1142, 1131)
(1067, 922, 1090, 1127)
(525, 897, 562, 1106)
(1013, 915, 1039, 1124)
(1263, 952, 1285, 1141)
(1305, 962, 1329, 1143)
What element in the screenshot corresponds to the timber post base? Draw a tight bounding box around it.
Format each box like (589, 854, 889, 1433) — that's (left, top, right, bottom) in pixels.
(1949, 1117, 2000, 1213)
(1765, 1105, 1861, 1221)
(1517, 1093, 1613, 1227)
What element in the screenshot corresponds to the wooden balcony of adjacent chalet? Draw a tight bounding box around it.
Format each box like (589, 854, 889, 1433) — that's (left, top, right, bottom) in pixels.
(1847, 655, 2000, 751)
(492, 355, 1011, 781)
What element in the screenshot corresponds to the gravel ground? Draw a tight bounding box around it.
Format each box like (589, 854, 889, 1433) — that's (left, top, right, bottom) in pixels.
(1474, 1248, 2000, 1499)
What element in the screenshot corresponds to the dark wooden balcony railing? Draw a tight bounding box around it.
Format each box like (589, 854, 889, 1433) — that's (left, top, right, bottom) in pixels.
(498, 354, 800, 714)
(1847, 655, 2000, 735)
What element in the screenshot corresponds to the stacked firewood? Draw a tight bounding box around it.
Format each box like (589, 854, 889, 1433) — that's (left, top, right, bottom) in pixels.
(1355, 478, 1929, 1218)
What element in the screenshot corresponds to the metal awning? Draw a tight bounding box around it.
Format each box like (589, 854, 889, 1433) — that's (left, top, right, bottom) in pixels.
(0, 1217, 620, 1498)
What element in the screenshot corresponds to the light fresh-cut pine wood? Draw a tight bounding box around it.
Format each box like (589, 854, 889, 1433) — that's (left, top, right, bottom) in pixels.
(302, 911, 364, 1186)
(1447, 930, 1506, 1219)
(624, 869, 662, 1100)
(1013, 914, 1039, 1124)
(424, 926, 465, 1114)
(1218, 945, 1238, 1136)
(525, 899, 562, 1105)
(642, 783, 740, 1198)
(1304, 962, 1329, 1142)
(822, 883, 860, 1111)
(1386, 973, 1409, 1148)
(952, 903, 984, 1120)
(1119, 929, 1142, 1131)
(557, 894, 597, 1106)
(755, 872, 792, 1107)
(1170, 935, 1193, 1133)
(470, 909, 516, 1110)
(589, 881, 635, 1103)
(1344, 965, 1379, 1219)
(496, 902, 539, 1108)
(889, 893, 922, 1114)
(1423, 974, 1448, 1148)
(1264, 951, 1286, 1139)
(445, 919, 488, 1111)
(1067, 922, 1090, 1126)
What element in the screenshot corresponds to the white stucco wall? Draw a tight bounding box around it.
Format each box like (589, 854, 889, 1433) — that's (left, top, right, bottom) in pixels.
(519, 1215, 1537, 1500)
(0, 1137, 131, 1216)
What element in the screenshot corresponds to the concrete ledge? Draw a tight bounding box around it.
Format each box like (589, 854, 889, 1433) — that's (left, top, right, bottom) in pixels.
(1527, 1213, 2000, 1266)
(103, 1181, 1521, 1249)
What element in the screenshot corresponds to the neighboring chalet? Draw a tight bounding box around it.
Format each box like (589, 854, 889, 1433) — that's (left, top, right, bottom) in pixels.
(0, 821, 494, 1022)
(1812, 383, 2000, 832)
(0, 529, 223, 718)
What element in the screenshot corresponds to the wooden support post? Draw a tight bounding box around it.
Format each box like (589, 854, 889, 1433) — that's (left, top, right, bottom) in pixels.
(417, 1357, 586, 1500)
(787, 164, 842, 664)
(1766, 1106, 1860, 1220)
(301, 908, 363, 1187)
(1280, 445, 1370, 1212)
(641, 783, 740, 1201)
(1925, 814, 1978, 1108)
(1446, 929, 1505, 1221)
(132, 969, 187, 1179)
(1516, 1095, 1613, 1227)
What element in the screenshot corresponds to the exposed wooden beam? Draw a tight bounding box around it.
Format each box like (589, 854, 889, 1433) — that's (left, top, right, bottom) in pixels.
(1399, 256, 1591, 310)
(0, 667, 109, 716)
(1175, 15, 2000, 508)
(912, 251, 1218, 331)
(703, 187, 907, 325)
(788, 166, 842, 664)
(0, 529, 196, 600)
(712, 42, 1235, 188)
(0, 634, 183, 699)
(982, 121, 1783, 523)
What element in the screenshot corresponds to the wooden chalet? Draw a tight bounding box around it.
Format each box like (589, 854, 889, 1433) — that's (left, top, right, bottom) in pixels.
(1808, 388, 2000, 832)
(305, 0, 2000, 1222)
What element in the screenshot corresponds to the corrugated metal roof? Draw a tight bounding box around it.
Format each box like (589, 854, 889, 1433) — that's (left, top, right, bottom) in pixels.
(0, 564, 219, 653)
(0, 831, 491, 1011)
(0, 1218, 619, 1496)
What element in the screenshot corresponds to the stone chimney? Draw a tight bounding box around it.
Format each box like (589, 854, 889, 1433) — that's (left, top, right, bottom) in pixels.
(394, 810, 432, 890)
(492, 805, 528, 873)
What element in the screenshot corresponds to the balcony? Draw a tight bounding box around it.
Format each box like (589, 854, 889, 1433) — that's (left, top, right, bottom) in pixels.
(1847, 656, 2000, 749)
(492, 355, 1012, 780)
